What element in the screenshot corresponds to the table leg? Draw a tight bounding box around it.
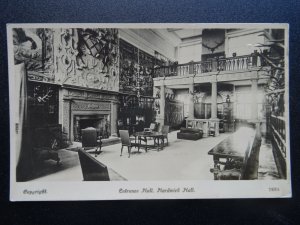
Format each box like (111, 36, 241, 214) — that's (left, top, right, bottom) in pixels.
(213, 156, 220, 180)
(138, 136, 141, 152)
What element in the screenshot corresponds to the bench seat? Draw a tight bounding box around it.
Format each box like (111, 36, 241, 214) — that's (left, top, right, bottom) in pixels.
(177, 128, 203, 140)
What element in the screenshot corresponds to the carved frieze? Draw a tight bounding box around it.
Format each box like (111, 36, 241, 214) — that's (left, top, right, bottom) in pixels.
(86, 92, 116, 100)
(28, 71, 55, 83)
(87, 92, 102, 99)
(71, 100, 111, 111)
(67, 90, 84, 97)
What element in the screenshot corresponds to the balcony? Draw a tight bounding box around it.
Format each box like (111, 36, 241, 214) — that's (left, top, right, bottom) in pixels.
(154, 54, 266, 78)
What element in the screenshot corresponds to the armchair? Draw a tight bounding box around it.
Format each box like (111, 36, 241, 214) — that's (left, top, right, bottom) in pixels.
(81, 127, 102, 157)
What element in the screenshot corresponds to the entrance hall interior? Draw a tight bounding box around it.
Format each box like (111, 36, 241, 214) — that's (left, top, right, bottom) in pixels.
(12, 27, 286, 181)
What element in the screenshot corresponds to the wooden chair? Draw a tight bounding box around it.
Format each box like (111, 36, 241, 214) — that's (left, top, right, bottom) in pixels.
(81, 127, 102, 157)
(144, 123, 156, 132)
(119, 130, 140, 158)
(141, 123, 157, 143)
(161, 125, 170, 146)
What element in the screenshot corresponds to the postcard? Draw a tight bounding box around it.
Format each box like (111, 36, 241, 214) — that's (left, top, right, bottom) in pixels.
(8, 23, 291, 200)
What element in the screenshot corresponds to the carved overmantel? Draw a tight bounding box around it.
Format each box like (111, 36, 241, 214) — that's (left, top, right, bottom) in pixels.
(62, 84, 119, 102)
(71, 100, 111, 112)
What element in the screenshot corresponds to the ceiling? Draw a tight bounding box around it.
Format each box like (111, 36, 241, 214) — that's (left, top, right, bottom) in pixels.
(151, 29, 203, 46)
(167, 28, 202, 39)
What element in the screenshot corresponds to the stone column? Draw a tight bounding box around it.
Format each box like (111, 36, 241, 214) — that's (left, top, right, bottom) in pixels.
(251, 79, 258, 120)
(211, 81, 217, 119)
(251, 78, 260, 129)
(210, 80, 219, 136)
(110, 101, 118, 137)
(158, 83, 166, 128)
(160, 84, 166, 125)
(189, 83, 194, 119)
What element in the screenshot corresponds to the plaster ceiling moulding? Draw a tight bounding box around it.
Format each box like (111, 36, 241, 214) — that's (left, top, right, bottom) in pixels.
(150, 29, 181, 46)
(167, 28, 203, 40)
(119, 29, 157, 57)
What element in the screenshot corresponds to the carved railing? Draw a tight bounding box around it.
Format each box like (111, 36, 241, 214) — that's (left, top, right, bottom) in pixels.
(154, 54, 262, 78)
(218, 55, 252, 71)
(270, 115, 286, 178)
(270, 115, 286, 157)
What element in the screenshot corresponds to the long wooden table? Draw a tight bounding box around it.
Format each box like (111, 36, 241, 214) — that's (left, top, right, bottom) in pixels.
(133, 131, 165, 151)
(208, 127, 255, 179)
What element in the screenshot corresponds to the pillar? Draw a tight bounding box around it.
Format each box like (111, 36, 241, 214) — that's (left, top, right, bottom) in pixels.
(210, 80, 219, 136)
(189, 83, 194, 119)
(211, 81, 217, 119)
(159, 83, 166, 126)
(251, 78, 260, 131)
(251, 78, 258, 121)
(110, 101, 118, 137)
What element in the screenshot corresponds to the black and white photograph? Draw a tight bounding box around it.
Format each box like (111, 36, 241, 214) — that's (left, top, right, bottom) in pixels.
(8, 24, 291, 200)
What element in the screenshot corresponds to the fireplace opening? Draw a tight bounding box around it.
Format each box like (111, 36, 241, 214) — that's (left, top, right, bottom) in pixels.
(74, 114, 110, 141)
(80, 118, 102, 131)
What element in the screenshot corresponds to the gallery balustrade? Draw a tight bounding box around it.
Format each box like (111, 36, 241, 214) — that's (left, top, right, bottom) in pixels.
(154, 54, 263, 78)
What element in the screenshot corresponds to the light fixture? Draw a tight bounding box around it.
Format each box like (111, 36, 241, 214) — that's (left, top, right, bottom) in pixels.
(226, 94, 230, 103)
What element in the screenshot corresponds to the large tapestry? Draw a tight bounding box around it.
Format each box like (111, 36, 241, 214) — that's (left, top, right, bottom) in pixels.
(119, 39, 154, 96)
(13, 28, 55, 82)
(165, 100, 184, 128)
(54, 28, 119, 91)
(13, 28, 119, 91)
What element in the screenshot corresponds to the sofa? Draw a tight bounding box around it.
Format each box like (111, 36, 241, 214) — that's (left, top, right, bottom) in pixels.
(177, 127, 203, 140)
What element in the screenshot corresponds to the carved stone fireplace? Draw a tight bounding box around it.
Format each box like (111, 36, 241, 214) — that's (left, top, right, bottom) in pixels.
(61, 85, 119, 142)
